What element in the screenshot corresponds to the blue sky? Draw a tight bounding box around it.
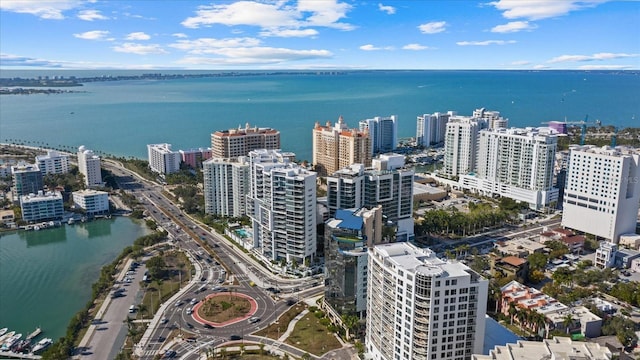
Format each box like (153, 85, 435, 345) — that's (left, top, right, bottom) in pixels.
(1, 0, 638, 70)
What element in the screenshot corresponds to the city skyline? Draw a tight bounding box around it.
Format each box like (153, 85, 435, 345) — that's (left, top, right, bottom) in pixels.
(1, 0, 639, 70)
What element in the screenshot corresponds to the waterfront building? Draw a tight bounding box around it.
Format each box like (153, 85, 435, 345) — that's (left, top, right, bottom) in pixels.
(366, 242, 488, 360)
(312, 116, 371, 176)
(77, 146, 103, 188)
(20, 191, 64, 222)
(203, 157, 250, 217)
(473, 336, 612, 360)
(561, 145, 640, 242)
(323, 206, 383, 328)
(473, 108, 508, 129)
(459, 127, 558, 210)
(247, 149, 316, 265)
(416, 112, 452, 147)
(35, 150, 70, 175)
(499, 280, 602, 338)
(72, 189, 109, 216)
(211, 123, 280, 158)
(147, 143, 181, 175)
(327, 154, 414, 241)
(359, 115, 397, 154)
(179, 148, 212, 169)
(11, 162, 43, 200)
(442, 115, 487, 178)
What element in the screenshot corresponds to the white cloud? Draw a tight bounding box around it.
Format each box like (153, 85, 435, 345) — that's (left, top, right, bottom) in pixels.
(176, 47, 332, 65)
(359, 44, 394, 51)
(533, 64, 550, 69)
(456, 40, 516, 46)
(73, 30, 111, 41)
(169, 37, 262, 54)
(578, 64, 634, 70)
(378, 3, 396, 15)
(181, 0, 353, 34)
(511, 60, 531, 66)
(77, 9, 108, 21)
(548, 52, 639, 63)
(125, 32, 151, 41)
(418, 21, 447, 34)
(112, 43, 168, 55)
(0, 0, 82, 19)
(172, 33, 188, 38)
(491, 21, 537, 33)
(402, 44, 429, 50)
(489, 0, 609, 21)
(260, 28, 319, 37)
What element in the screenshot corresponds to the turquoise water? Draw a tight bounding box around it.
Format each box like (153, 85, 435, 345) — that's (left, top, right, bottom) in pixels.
(1, 71, 638, 162)
(235, 229, 249, 238)
(0, 217, 149, 341)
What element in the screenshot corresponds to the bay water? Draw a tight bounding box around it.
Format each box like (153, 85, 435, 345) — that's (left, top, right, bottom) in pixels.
(0, 217, 149, 341)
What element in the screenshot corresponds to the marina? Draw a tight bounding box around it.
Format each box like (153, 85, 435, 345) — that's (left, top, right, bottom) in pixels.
(0, 326, 45, 356)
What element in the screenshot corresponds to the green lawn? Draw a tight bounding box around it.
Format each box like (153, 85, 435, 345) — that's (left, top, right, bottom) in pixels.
(253, 303, 306, 338)
(284, 311, 342, 356)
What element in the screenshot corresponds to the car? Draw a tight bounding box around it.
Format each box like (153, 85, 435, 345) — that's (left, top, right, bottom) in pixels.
(248, 317, 260, 324)
(160, 317, 169, 324)
(162, 350, 176, 358)
(157, 336, 166, 342)
(175, 301, 183, 307)
(185, 337, 196, 343)
(203, 324, 214, 329)
(190, 298, 198, 305)
(186, 323, 194, 329)
(186, 307, 192, 315)
(200, 277, 206, 282)
(229, 335, 242, 341)
(111, 292, 126, 299)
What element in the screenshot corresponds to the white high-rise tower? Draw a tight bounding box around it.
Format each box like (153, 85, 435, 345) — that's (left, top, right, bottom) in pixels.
(77, 146, 103, 188)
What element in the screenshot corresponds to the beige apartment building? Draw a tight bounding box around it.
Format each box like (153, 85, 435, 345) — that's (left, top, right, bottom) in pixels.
(312, 116, 371, 176)
(211, 123, 280, 158)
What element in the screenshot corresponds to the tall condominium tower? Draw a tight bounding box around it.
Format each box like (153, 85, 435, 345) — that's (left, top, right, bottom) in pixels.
(561, 145, 640, 242)
(460, 127, 558, 210)
(77, 146, 103, 188)
(247, 149, 316, 264)
(312, 116, 371, 176)
(203, 157, 250, 217)
(359, 115, 398, 154)
(147, 143, 182, 175)
(473, 108, 508, 129)
(416, 112, 453, 147)
(443, 115, 487, 178)
(35, 150, 70, 175)
(211, 123, 280, 158)
(11, 162, 43, 200)
(324, 206, 383, 323)
(367, 242, 488, 360)
(327, 154, 414, 241)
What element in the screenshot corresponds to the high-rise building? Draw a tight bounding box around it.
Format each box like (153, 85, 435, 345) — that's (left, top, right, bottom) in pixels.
(247, 149, 316, 264)
(416, 112, 453, 147)
(327, 154, 414, 241)
(366, 242, 488, 360)
(35, 150, 70, 175)
(77, 146, 103, 188)
(324, 206, 383, 324)
(359, 115, 398, 154)
(313, 116, 371, 176)
(443, 115, 487, 178)
(473, 108, 508, 129)
(11, 162, 43, 200)
(203, 157, 250, 217)
(20, 191, 64, 222)
(211, 123, 280, 158)
(147, 143, 181, 175)
(72, 189, 109, 216)
(561, 145, 640, 242)
(179, 148, 212, 169)
(460, 127, 558, 210)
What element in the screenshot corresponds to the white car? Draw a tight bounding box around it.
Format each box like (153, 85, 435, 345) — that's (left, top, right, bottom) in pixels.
(190, 298, 198, 305)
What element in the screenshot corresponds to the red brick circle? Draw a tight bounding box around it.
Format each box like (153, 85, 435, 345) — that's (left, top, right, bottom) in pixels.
(191, 292, 258, 327)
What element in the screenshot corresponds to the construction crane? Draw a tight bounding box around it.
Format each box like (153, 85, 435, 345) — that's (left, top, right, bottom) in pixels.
(542, 115, 601, 145)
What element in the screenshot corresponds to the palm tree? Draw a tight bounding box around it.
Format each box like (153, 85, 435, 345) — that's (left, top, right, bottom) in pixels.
(508, 302, 518, 325)
(342, 314, 359, 340)
(563, 313, 575, 334)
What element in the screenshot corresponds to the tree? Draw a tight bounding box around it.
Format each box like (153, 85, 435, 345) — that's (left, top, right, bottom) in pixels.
(528, 252, 549, 271)
(562, 313, 574, 334)
(342, 314, 359, 340)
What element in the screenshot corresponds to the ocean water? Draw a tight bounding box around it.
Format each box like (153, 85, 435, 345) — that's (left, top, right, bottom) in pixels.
(1, 70, 638, 162)
(0, 217, 149, 341)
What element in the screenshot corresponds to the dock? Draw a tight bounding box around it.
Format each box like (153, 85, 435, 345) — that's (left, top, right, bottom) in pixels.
(26, 328, 41, 341)
(0, 351, 41, 359)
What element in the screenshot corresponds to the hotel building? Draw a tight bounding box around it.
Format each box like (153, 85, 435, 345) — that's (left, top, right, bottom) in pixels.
(247, 149, 316, 265)
(203, 157, 250, 217)
(77, 146, 103, 188)
(211, 123, 280, 158)
(36, 150, 70, 175)
(561, 145, 640, 242)
(366, 242, 488, 360)
(459, 127, 558, 210)
(72, 189, 109, 216)
(147, 143, 182, 175)
(443, 115, 487, 178)
(416, 112, 452, 147)
(359, 115, 398, 154)
(20, 191, 64, 222)
(327, 154, 414, 241)
(313, 116, 371, 176)
(11, 162, 43, 200)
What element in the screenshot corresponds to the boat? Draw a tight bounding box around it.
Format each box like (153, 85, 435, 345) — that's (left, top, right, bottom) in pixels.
(0, 331, 15, 344)
(0, 328, 7, 337)
(26, 327, 41, 341)
(1, 333, 22, 351)
(31, 338, 52, 354)
(12, 339, 30, 353)
(68, 218, 75, 225)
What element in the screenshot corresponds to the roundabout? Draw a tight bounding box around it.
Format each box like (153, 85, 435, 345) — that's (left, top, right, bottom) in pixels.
(191, 292, 258, 327)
